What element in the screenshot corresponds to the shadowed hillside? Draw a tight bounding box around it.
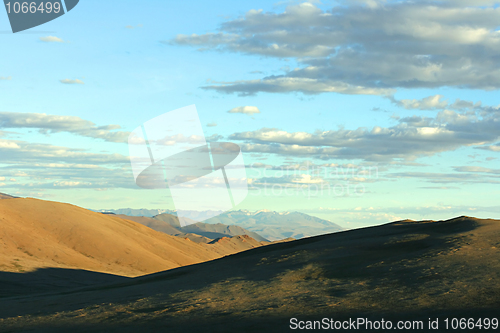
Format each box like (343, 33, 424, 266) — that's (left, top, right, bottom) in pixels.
(180, 222, 268, 242)
(0, 216, 498, 332)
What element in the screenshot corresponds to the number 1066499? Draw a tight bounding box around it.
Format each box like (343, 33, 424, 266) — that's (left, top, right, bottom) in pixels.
(5, 2, 61, 14)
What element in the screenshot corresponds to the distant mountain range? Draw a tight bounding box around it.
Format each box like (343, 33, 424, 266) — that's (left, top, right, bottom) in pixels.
(94, 208, 344, 241)
(204, 210, 343, 241)
(114, 213, 268, 242)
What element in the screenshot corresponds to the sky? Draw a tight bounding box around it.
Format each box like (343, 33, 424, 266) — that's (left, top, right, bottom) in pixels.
(1, 0, 500, 229)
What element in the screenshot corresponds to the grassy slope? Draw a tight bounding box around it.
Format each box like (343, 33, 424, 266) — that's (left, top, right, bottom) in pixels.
(0, 216, 498, 332)
(0, 199, 267, 278)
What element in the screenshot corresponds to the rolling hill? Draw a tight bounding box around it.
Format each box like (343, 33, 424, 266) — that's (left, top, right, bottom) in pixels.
(114, 214, 183, 235)
(1, 215, 498, 332)
(0, 198, 269, 278)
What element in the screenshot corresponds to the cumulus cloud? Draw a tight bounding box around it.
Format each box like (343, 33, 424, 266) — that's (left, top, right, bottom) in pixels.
(0, 140, 20, 149)
(206, 78, 394, 96)
(0, 76, 12, 80)
(476, 143, 500, 152)
(0, 161, 136, 191)
(250, 173, 328, 188)
(229, 109, 500, 161)
(451, 100, 500, 114)
(397, 116, 434, 127)
(207, 122, 218, 127)
(390, 95, 449, 110)
(453, 166, 500, 174)
(0, 113, 136, 191)
(228, 106, 261, 115)
(60, 79, 84, 85)
(0, 139, 131, 192)
(0, 112, 130, 143)
(0, 139, 128, 165)
(39, 36, 64, 43)
(170, 1, 500, 95)
(389, 94, 500, 114)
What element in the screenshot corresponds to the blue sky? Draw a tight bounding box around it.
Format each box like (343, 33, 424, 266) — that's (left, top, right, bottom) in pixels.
(1, 0, 500, 228)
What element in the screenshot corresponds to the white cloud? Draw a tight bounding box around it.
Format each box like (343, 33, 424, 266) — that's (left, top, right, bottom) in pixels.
(390, 95, 449, 110)
(39, 36, 64, 43)
(0, 139, 129, 165)
(53, 181, 91, 187)
(207, 78, 394, 96)
(390, 94, 500, 114)
(249, 173, 329, 188)
(454, 166, 500, 174)
(0, 140, 20, 149)
(207, 122, 218, 127)
(228, 106, 261, 115)
(229, 108, 500, 161)
(0, 76, 11, 80)
(0, 111, 140, 192)
(476, 144, 500, 152)
(171, 1, 500, 95)
(0, 112, 129, 143)
(387, 171, 500, 185)
(0, 160, 136, 191)
(290, 174, 325, 184)
(60, 79, 84, 85)
(397, 116, 434, 127)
